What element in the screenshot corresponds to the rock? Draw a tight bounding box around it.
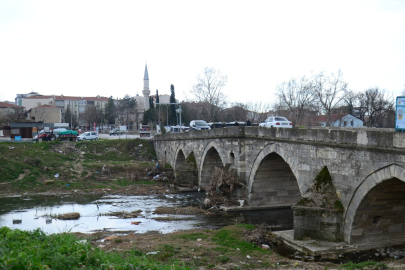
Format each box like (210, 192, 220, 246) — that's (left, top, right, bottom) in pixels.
(197, 238, 202, 242)
(57, 212, 80, 220)
(246, 255, 251, 259)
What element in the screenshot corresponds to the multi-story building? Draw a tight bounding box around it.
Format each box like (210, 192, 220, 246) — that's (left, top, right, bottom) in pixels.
(15, 91, 39, 106)
(22, 94, 109, 127)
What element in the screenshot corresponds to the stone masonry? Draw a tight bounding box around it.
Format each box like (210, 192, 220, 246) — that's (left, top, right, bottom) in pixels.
(154, 127, 405, 245)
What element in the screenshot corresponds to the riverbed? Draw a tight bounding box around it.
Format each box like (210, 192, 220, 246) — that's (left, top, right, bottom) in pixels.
(0, 192, 293, 234)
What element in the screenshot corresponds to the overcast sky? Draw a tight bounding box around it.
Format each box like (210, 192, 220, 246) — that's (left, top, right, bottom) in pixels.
(1, 0, 404, 105)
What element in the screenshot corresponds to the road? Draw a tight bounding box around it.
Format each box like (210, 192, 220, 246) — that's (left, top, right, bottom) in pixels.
(99, 134, 141, 140)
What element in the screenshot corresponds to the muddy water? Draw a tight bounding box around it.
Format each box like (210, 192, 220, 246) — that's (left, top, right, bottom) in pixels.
(0, 193, 293, 234)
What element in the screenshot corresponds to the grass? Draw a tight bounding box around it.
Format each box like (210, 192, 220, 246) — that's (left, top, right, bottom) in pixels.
(0, 227, 192, 270)
(341, 261, 389, 270)
(175, 232, 209, 241)
(0, 139, 158, 192)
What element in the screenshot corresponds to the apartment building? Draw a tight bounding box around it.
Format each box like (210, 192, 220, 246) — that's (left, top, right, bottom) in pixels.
(21, 94, 109, 126)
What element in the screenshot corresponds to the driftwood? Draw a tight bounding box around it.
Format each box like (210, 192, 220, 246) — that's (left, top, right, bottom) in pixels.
(204, 167, 243, 208)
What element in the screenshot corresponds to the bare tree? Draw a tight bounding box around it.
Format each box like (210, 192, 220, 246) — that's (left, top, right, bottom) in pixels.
(276, 76, 317, 127)
(313, 70, 348, 126)
(83, 105, 102, 127)
(8, 107, 26, 122)
(116, 95, 138, 130)
(363, 88, 394, 127)
(245, 101, 272, 124)
(222, 103, 248, 122)
(190, 67, 228, 122)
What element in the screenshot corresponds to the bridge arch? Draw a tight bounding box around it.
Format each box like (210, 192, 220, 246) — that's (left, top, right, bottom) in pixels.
(199, 141, 227, 189)
(174, 149, 186, 170)
(247, 143, 301, 206)
(344, 164, 405, 244)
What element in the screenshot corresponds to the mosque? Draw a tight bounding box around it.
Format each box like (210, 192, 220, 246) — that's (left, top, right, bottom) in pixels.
(135, 64, 170, 112)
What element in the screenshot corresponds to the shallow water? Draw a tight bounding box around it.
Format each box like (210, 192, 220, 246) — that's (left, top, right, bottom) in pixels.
(0, 193, 293, 234)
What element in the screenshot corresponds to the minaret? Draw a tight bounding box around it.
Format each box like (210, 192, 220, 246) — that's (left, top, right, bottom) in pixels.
(142, 64, 151, 111)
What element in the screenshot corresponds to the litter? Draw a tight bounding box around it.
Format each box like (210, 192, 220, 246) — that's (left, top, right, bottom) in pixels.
(104, 235, 118, 241)
(261, 244, 270, 250)
(146, 251, 159, 255)
(54, 173, 59, 178)
(131, 221, 141, 225)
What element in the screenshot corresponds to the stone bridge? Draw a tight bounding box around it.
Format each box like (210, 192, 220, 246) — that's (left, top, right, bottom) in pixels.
(154, 127, 405, 247)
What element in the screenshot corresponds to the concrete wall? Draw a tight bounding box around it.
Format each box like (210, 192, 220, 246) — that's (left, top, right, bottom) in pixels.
(154, 126, 405, 245)
(22, 98, 53, 111)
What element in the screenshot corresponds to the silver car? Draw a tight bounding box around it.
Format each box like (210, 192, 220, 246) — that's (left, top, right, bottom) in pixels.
(77, 131, 99, 141)
(259, 116, 292, 128)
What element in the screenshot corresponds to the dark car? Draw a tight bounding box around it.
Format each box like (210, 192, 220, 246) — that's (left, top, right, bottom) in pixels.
(109, 129, 125, 136)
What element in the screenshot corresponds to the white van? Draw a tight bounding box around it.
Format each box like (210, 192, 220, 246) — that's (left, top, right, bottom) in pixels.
(77, 131, 99, 141)
(189, 120, 211, 131)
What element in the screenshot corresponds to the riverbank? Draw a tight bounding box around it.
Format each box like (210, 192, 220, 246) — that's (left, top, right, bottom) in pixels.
(0, 139, 169, 197)
(1, 140, 405, 269)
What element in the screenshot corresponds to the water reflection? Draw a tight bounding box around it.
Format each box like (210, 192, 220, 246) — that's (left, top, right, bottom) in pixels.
(0, 193, 293, 234)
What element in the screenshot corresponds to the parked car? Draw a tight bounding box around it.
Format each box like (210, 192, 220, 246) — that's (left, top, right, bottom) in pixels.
(208, 122, 226, 129)
(109, 129, 125, 136)
(170, 126, 189, 133)
(189, 120, 211, 131)
(77, 131, 99, 141)
(259, 116, 292, 128)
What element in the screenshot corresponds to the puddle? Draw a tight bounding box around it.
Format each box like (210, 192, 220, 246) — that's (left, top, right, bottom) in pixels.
(0, 193, 293, 234)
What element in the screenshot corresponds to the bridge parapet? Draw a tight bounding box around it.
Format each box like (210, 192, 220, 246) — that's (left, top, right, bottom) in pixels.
(155, 127, 405, 150)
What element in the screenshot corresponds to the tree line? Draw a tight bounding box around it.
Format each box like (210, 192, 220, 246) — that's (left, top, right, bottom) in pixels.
(178, 68, 397, 128)
(1, 68, 398, 130)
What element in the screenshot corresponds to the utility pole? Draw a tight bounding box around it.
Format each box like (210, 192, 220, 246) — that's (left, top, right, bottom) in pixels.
(70, 102, 73, 129)
(156, 102, 182, 131)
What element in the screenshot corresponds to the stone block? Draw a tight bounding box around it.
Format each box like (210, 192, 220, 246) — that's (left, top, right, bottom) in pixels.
(388, 223, 403, 233)
(277, 191, 288, 196)
(365, 227, 383, 235)
(393, 205, 404, 211)
(379, 219, 392, 226)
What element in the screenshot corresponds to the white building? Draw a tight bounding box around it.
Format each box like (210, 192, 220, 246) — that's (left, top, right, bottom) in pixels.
(314, 113, 364, 127)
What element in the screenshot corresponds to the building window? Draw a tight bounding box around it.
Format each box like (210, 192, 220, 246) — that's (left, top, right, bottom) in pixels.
(74, 102, 77, 107)
(344, 121, 347, 127)
(55, 100, 64, 107)
(79, 100, 87, 105)
(351, 121, 354, 126)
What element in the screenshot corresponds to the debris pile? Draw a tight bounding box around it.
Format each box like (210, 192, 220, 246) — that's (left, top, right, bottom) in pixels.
(244, 224, 283, 249)
(204, 167, 243, 208)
